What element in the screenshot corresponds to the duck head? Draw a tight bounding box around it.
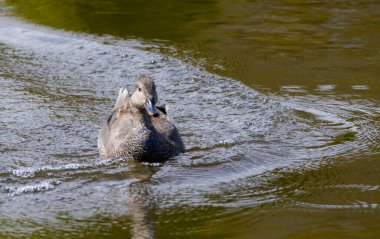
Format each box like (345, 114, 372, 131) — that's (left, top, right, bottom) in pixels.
(131, 75, 160, 117)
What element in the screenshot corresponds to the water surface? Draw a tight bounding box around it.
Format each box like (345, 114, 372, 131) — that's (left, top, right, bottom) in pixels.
(1, 1, 380, 238)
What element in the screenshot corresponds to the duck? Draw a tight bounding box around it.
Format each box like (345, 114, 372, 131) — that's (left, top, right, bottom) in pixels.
(98, 75, 185, 161)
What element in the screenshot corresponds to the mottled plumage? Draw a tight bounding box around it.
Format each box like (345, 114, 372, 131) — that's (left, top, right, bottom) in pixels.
(98, 75, 184, 161)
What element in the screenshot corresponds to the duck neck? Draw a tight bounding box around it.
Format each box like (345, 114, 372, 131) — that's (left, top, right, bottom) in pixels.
(132, 107, 153, 128)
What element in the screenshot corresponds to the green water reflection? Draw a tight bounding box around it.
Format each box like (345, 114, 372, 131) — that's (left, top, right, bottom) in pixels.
(6, 0, 380, 99)
(3, 0, 380, 238)
(6, 0, 218, 40)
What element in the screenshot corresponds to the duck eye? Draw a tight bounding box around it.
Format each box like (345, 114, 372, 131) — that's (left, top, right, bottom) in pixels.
(138, 87, 141, 92)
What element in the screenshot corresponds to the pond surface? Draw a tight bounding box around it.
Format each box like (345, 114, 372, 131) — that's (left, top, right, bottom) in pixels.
(1, 0, 380, 238)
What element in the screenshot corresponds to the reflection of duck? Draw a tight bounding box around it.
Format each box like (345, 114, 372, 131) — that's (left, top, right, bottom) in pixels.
(98, 75, 185, 161)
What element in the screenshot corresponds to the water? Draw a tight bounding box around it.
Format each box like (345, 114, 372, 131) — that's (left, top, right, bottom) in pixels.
(1, 1, 380, 238)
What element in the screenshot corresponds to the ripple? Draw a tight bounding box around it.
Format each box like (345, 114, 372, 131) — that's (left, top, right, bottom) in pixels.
(280, 85, 307, 93)
(297, 201, 380, 210)
(10, 158, 125, 179)
(0, 15, 379, 234)
(332, 184, 380, 192)
(316, 84, 336, 92)
(351, 85, 370, 90)
(4, 180, 61, 196)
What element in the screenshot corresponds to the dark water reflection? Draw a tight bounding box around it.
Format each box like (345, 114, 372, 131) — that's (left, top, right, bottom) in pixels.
(6, 0, 380, 99)
(5, 0, 218, 40)
(0, 1, 380, 238)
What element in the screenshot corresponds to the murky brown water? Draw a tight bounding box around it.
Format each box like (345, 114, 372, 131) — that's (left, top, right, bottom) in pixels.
(1, 1, 380, 238)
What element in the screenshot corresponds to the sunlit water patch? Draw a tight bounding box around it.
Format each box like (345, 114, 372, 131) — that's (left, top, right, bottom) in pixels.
(0, 16, 379, 237)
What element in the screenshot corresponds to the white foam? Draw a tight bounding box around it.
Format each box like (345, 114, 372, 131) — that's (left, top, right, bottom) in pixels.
(5, 180, 61, 196)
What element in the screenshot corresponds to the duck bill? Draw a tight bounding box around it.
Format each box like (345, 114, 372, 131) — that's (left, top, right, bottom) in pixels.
(145, 99, 159, 117)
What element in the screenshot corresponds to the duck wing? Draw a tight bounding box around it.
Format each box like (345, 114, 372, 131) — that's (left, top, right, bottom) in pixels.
(151, 115, 185, 153)
(113, 87, 130, 110)
(107, 87, 131, 128)
(156, 103, 168, 115)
